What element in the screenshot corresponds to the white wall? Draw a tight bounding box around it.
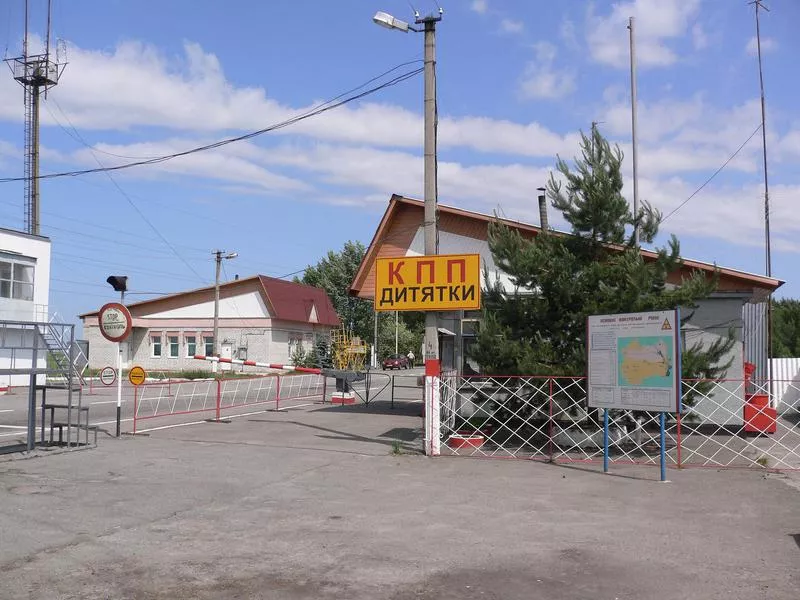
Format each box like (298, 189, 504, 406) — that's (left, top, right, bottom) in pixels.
(407, 227, 516, 292)
(0, 229, 51, 321)
(145, 291, 269, 319)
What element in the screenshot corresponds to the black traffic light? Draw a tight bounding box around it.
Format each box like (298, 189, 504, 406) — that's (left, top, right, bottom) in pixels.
(106, 275, 128, 293)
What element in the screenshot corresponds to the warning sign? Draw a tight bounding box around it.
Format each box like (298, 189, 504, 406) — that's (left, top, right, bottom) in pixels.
(661, 319, 672, 331)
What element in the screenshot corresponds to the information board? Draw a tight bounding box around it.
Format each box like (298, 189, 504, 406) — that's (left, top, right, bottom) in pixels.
(374, 254, 481, 312)
(587, 310, 680, 412)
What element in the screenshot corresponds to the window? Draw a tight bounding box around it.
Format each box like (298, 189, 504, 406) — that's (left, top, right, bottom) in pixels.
(168, 336, 179, 358)
(151, 335, 162, 357)
(204, 336, 214, 356)
(0, 260, 34, 301)
(185, 336, 197, 357)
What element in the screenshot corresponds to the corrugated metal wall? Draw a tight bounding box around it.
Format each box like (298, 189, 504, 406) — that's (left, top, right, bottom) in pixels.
(742, 301, 767, 384)
(770, 358, 800, 411)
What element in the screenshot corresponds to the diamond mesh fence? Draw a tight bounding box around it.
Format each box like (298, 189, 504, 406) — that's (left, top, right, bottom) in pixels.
(439, 375, 800, 470)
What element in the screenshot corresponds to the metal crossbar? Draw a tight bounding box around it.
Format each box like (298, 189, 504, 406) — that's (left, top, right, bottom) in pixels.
(439, 375, 800, 470)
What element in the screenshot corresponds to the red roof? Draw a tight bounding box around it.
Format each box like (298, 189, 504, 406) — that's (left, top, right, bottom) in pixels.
(79, 275, 341, 327)
(258, 275, 340, 327)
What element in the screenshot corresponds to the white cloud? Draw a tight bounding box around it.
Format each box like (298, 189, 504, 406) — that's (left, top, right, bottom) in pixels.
(587, 0, 701, 68)
(692, 23, 708, 50)
(471, 0, 488, 14)
(500, 19, 524, 34)
(518, 42, 576, 100)
(0, 40, 580, 160)
(746, 36, 778, 56)
(560, 19, 579, 49)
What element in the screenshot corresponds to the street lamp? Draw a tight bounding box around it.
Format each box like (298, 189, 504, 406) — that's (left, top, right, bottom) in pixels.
(106, 274, 128, 437)
(373, 7, 442, 372)
(212, 250, 237, 372)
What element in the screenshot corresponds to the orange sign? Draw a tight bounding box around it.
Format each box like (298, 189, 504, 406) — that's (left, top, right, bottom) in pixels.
(128, 366, 146, 386)
(374, 254, 481, 312)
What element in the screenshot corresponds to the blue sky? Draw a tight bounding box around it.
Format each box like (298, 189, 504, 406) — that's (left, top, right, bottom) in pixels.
(0, 0, 798, 326)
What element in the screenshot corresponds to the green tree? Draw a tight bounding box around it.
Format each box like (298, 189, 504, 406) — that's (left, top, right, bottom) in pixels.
(772, 298, 800, 357)
(470, 127, 734, 384)
(377, 314, 422, 364)
(298, 241, 373, 342)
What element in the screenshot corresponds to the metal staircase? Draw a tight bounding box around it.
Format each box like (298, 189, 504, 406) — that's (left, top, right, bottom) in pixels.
(38, 315, 88, 389)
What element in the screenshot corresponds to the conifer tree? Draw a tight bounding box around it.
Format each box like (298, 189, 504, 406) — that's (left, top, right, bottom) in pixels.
(470, 127, 734, 384)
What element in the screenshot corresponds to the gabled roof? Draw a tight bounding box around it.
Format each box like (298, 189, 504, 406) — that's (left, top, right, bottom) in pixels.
(350, 194, 783, 301)
(79, 275, 340, 327)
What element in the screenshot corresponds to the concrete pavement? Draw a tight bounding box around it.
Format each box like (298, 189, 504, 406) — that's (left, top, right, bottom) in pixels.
(0, 397, 799, 599)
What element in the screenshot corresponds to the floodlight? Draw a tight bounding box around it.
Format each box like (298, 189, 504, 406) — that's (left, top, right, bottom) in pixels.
(373, 11, 410, 32)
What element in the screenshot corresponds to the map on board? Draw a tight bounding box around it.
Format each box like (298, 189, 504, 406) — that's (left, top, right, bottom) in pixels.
(617, 336, 674, 387)
(587, 310, 680, 412)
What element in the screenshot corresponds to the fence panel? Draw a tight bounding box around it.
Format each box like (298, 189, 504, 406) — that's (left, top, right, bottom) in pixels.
(439, 375, 800, 470)
(133, 373, 326, 431)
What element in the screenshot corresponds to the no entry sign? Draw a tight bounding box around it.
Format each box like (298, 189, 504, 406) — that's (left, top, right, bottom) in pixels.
(100, 366, 117, 386)
(98, 303, 132, 343)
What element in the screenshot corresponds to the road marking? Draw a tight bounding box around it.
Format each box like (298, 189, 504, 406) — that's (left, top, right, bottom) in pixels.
(0, 409, 13, 413)
(91, 400, 127, 405)
(92, 418, 134, 426)
(135, 420, 206, 433)
(0, 425, 27, 429)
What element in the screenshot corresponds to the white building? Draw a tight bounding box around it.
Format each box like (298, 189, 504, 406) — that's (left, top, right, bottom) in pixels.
(0, 227, 51, 388)
(80, 275, 340, 373)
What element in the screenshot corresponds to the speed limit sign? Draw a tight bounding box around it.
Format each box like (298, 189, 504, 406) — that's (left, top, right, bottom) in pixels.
(100, 366, 117, 386)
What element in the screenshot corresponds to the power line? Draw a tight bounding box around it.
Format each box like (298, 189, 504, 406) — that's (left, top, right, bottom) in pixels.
(0, 62, 423, 184)
(41, 98, 207, 282)
(661, 124, 762, 223)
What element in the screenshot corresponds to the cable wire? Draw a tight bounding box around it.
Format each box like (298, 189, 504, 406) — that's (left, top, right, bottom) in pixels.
(0, 62, 423, 183)
(661, 124, 763, 223)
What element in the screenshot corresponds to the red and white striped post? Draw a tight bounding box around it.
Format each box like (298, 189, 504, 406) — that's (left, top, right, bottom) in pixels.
(192, 355, 321, 374)
(276, 375, 281, 412)
(215, 378, 222, 422)
(133, 386, 138, 434)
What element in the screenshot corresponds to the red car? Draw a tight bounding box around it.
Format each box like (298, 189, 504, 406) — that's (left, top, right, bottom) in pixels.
(382, 354, 410, 370)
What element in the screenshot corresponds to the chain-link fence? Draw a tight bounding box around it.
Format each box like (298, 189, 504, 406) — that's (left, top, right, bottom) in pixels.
(439, 375, 800, 470)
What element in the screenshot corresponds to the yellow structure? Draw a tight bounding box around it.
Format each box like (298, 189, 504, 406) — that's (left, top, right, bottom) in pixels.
(330, 327, 368, 371)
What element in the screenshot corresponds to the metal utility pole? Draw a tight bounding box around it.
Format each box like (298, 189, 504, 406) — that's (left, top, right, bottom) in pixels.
(628, 16, 640, 246)
(422, 12, 441, 369)
(751, 0, 774, 391)
(5, 0, 66, 235)
(212, 250, 237, 372)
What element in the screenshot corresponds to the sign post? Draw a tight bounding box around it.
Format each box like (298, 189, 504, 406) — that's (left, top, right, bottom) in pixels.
(374, 254, 481, 457)
(98, 303, 132, 438)
(587, 309, 681, 481)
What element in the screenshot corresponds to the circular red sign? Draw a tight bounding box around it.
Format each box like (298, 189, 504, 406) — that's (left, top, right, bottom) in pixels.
(98, 302, 132, 343)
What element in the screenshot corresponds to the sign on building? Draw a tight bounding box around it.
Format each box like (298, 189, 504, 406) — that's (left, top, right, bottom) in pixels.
(374, 254, 481, 312)
(587, 310, 681, 413)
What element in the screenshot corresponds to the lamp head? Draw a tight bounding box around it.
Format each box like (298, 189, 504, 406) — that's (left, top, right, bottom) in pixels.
(106, 275, 128, 293)
(373, 11, 410, 32)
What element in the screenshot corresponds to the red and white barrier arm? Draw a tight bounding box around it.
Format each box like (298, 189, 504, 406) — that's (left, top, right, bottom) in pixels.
(193, 355, 321, 374)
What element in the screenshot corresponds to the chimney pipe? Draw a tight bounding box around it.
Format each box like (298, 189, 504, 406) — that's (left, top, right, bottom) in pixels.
(537, 187, 548, 230)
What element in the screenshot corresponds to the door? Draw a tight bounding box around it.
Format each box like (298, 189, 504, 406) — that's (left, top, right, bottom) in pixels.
(221, 343, 233, 371)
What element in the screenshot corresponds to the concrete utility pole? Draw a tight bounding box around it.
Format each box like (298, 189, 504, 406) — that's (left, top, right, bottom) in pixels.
(212, 250, 237, 372)
(628, 16, 640, 246)
(421, 13, 441, 368)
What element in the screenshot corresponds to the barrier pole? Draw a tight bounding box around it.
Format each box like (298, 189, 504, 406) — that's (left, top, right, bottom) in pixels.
(659, 412, 667, 482)
(215, 378, 221, 422)
(133, 386, 138, 434)
(603, 408, 609, 473)
(276, 375, 281, 411)
(322, 375, 327, 404)
(676, 411, 682, 468)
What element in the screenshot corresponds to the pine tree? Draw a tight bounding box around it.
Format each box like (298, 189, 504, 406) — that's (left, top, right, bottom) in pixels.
(470, 127, 734, 388)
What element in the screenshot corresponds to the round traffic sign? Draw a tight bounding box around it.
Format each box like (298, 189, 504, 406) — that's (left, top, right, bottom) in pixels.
(98, 302, 132, 343)
(128, 366, 146, 386)
(100, 366, 117, 386)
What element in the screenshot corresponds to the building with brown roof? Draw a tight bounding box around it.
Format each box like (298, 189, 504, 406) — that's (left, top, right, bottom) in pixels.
(351, 195, 784, 424)
(80, 275, 339, 373)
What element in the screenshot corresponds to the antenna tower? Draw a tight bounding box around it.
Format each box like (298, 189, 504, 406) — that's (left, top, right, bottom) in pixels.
(4, 0, 66, 235)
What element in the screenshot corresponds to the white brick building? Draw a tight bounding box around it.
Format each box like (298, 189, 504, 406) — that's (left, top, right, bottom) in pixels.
(80, 275, 340, 373)
(0, 228, 51, 387)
